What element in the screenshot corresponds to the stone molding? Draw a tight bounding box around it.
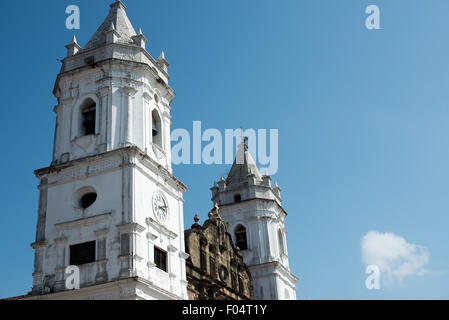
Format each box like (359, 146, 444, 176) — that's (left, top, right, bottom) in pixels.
(54, 212, 111, 231)
(145, 217, 178, 239)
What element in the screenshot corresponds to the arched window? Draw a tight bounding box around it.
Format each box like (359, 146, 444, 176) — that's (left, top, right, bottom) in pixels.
(278, 229, 285, 254)
(152, 109, 162, 148)
(234, 225, 247, 250)
(80, 98, 96, 136)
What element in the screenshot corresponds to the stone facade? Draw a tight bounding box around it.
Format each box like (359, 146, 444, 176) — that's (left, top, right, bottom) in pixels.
(184, 205, 253, 300)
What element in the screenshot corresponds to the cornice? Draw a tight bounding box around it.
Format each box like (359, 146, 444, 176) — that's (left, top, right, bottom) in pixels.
(54, 237, 68, 244)
(56, 50, 175, 103)
(146, 232, 158, 241)
(30, 241, 48, 249)
(117, 222, 146, 233)
(178, 251, 190, 260)
(54, 212, 111, 231)
(167, 244, 178, 252)
(217, 197, 287, 216)
(94, 228, 109, 237)
(63, 42, 170, 80)
(119, 86, 138, 96)
(34, 146, 187, 193)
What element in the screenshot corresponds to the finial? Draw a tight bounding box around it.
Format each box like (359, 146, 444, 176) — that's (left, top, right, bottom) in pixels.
(273, 181, 281, 194)
(106, 22, 120, 44)
(132, 27, 147, 49)
(262, 171, 271, 187)
(157, 51, 169, 73)
(110, 0, 126, 10)
(217, 175, 226, 191)
(70, 35, 78, 44)
(192, 213, 201, 228)
(65, 34, 81, 57)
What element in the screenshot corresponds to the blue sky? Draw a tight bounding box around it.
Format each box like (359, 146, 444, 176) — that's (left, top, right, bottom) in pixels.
(1, 0, 449, 299)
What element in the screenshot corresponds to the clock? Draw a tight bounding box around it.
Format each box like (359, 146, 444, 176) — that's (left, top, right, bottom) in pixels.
(152, 191, 168, 222)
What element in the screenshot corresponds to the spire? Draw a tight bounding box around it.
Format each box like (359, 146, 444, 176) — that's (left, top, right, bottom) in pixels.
(84, 0, 137, 51)
(65, 35, 81, 57)
(70, 35, 78, 44)
(225, 141, 262, 185)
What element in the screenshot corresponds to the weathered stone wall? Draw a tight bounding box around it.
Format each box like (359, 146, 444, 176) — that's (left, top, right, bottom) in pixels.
(184, 209, 253, 300)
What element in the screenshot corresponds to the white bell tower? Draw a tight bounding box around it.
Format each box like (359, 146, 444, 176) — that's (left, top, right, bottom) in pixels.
(210, 141, 298, 300)
(29, 1, 189, 300)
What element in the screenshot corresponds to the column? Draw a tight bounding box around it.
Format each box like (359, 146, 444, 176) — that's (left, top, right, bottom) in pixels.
(146, 231, 158, 282)
(117, 222, 145, 279)
(142, 92, 153, 153)
(167, 244, 177, 292)
(119, 87, 137, 147)
(54, 237, 68, 292)
(98, 86, 110, 152)
(31, 241, 48, 295)
(94, 229, 108, 284)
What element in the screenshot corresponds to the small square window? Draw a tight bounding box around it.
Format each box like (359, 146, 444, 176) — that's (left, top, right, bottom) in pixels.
(154, 246, 167, 272)
(70, 241, 96, 265)
(234, 194, 242, 203)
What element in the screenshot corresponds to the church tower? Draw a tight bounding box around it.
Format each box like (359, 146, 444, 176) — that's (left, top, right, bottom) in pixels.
(210, 142, 298, 300)
(29, 1, 189, 300)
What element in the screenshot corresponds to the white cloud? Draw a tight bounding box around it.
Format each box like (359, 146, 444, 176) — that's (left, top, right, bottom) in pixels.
(361, 231, 430, 286)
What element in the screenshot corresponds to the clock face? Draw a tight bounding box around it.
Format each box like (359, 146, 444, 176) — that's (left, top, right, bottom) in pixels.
(153, 191, 168, 222)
